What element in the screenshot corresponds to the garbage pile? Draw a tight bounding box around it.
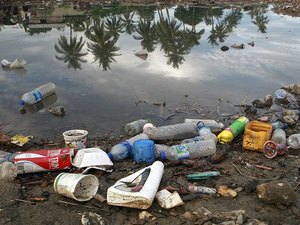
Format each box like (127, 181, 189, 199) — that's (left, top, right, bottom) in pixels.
(1, 83, 300, 225)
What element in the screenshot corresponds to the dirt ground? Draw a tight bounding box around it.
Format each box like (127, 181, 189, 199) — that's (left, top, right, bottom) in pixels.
(1, 1, 300, 225)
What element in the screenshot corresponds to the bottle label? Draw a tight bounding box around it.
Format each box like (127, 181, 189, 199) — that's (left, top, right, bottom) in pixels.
(32, 91, 42, 102)
(174, 145, 190, 160)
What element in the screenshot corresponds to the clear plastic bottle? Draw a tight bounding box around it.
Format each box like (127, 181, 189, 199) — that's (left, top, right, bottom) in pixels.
(107, 133, 149, 161)
(184, 119, 224, 132)
(159, 139, 216, 161)
(287, 134, 300, 149)
(143, 123, 198, 141)
(217, 116, 249, 144)
(181, 136, 204, 144)
(197, 123, 217, 143)
(19, 82, 56, 106)
(271, 121, 288, 130)
(0, 162, 17, 181)
(271, 129, 287, 145)
(124, 119, 151, 136)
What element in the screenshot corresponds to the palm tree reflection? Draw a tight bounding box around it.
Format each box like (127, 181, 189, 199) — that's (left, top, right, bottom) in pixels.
(55, 35, 88, 70)
(85, 21, 121, 71)
(133, 19, 158, 52)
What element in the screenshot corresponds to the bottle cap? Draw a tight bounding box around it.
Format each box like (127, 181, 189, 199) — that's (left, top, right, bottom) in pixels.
(275, 89, 287, 100)
(196, 121, 207, 131)
(160, 151, 167, 161)
(107, 152, 113, 161)
(19, 100, 25, 106)
(217, 130, 234, 144)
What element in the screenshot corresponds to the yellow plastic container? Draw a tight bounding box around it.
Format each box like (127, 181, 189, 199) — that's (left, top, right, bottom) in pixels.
(242, 121, 272, 152)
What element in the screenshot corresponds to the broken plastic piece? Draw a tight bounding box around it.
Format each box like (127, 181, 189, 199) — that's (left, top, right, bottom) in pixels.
(155, 189, 184, 209)
(11, 134, 33, 146)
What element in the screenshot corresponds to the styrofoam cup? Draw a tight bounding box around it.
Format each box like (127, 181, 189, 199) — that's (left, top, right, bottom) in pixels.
(54, 173, 99, 202)
(63, 129, 88, 150)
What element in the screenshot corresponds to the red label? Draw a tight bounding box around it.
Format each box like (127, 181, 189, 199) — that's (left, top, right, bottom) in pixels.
(13, 148, 72, 173)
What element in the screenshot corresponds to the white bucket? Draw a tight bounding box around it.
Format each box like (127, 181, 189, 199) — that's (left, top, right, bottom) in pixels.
(63, 129, 88, 150)
(53, 172, 99, 202)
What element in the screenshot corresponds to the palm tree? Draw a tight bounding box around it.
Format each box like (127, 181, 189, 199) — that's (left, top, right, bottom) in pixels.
(156, 8, 189, 68)
(105, 15, 125, 40)
(133, 19, 158, 52)
(121, 12, 136, 35)
(246, 5, 269, 33)
(85, 22, 121, 71)
(54, 35, 88, 70)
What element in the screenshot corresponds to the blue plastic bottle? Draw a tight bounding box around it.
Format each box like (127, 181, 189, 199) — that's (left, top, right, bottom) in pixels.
(133, 139, 155, 164)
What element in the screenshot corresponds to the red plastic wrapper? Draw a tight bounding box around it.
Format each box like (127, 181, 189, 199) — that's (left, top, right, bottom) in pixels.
(13, 148, 72, 174)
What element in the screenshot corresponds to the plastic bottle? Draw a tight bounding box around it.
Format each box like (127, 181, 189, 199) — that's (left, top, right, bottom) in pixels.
(159, 139, 216, 161)
(271, 121, 288, 130)
(197, 122, 217, 143)
(19, 82, 56, 106)
(184, 119, 224, 132)
(287, 134, 300, 149)
(181, 136, 204, 144)
(124, 119, 151, 136)
(133, 139, 155, 164)
(217, 116, 249, 144)
(107, 133, 149, 161)
(271, 129, 287, 145)
(0, 162, 17, 181)
(143, 123, 198, 141)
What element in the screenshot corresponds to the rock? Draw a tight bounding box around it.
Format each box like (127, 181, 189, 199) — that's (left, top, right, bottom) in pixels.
(245, 180, 259, 193)
(256, 180, 297, 206)
(81, 212, 105, 225)
(181, 211, 194, 220)
(248, 41, 255, 47)
(236, 213, 244, 224)
(138, 211, 155, 221)
(221, 46, 229, 51)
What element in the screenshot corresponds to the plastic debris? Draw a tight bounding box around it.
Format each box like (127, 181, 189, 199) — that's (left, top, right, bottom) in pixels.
(221, 46, 229, 51)
(156, 189, 184, 209)
(72, 147, 113, 173)
(107, 161, 164, 209)
(248, 41, 255, 47)
(231, 44, 245, 49)
(10, 134, 33, 146)
(46, 106, 66, 117)
(187, 171, 220, 180)
(218, 185, 237, 197)
(1, 57, 26, 69)
(134, 49, 148, 60)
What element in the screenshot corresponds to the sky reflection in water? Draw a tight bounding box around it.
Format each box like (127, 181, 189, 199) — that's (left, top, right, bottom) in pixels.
(0, 4, 300, 138)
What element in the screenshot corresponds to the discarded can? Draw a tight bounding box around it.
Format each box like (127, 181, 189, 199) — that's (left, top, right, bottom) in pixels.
(187, 171, 220, 180)
(12, 148, 72, 174)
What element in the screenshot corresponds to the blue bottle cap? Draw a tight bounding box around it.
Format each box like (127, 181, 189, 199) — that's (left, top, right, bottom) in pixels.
(196, 121, 207, 131)
(282, 123, 288, 129)
(107, 152, 113, 161)
(160, 151, 167, 161)
(19, 100, 25, 106)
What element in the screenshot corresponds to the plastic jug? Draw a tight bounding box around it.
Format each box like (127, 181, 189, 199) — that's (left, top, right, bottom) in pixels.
(133, 139, 155, 164)
(243, 121, 272, 151)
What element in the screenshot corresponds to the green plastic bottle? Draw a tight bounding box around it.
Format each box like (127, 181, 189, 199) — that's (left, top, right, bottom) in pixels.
(217, 116, 249, 144)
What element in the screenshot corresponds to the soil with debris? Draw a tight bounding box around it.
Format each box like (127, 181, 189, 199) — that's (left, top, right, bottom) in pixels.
(1, 1, 300, 225)
(1, 96, 300, 225)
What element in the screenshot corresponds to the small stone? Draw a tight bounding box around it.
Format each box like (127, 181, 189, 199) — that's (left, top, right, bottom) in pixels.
(138, 211, 154, 221)
(236, 214, 244, 224)
(221, 46, 229, 51)
(181, 211, 194, 220)
(257, 180, 297, 206)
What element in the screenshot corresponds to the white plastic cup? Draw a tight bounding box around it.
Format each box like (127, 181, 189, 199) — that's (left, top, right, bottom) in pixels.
(63, 129, 88, 150)
(53, 172, 99, 202)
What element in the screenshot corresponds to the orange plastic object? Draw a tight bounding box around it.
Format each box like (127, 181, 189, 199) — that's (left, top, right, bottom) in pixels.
(242, 121, 272, 152)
